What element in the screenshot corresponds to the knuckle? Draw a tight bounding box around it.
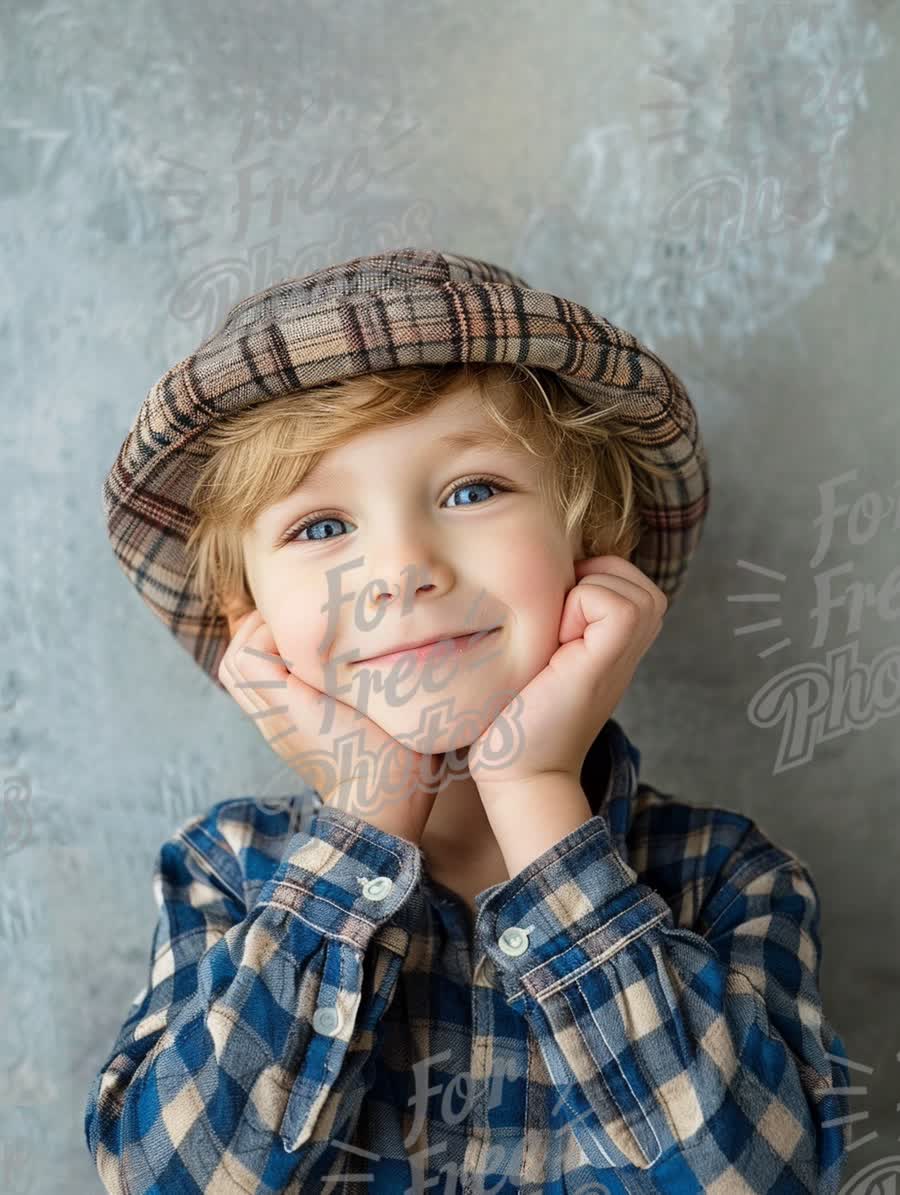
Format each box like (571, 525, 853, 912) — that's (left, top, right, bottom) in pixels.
(617, 596, 643, 624)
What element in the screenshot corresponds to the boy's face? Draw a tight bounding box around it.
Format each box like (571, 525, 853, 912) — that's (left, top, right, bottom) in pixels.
(232, 382, 587, 753)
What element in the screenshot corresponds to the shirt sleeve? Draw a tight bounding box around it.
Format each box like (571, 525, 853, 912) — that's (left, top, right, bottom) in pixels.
(476, 809, 851, 1194)
(83, 802, 422, 1195)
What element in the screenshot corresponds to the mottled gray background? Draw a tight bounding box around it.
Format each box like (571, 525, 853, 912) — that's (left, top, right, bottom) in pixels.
(3, 0, 899, 1190)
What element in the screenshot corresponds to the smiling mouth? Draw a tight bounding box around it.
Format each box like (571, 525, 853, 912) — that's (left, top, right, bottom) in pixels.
(351, 627, 502, 667)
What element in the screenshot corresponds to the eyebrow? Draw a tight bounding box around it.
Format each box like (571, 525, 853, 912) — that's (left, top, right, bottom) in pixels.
(299, 426, 516, 486)
(435, 428, 511, 452)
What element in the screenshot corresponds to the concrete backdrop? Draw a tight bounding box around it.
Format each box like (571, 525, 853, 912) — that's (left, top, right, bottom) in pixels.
(2, 0, 898, 1190)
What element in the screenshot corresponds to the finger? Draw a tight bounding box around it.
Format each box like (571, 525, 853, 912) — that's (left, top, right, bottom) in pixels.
(583, 575, 664, 650)
(219, 612, 267, 714)
(573, 557, 668, 616)
(229, 621, 314, 757)
(560, 572, 661, 650)
(231, 618, 295, 715)
(222, 614, 291, 721)
(576, 571, 659, 612)
(219, 609, 264, 685)
(236, 623, 359, 754)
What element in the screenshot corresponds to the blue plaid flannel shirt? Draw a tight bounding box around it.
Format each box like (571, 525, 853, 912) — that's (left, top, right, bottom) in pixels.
(84, 718, 851, 1193)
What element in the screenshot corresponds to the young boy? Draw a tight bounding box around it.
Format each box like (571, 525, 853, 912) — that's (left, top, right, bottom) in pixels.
(85, 247, 851, 1194)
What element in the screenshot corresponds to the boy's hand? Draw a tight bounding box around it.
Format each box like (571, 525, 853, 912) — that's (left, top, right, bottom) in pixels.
(467, 556, 667, 802)
(218, 609, 448, 846)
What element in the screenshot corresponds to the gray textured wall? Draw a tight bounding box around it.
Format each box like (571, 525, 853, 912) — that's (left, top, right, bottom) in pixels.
(3, 0, 899, 1190)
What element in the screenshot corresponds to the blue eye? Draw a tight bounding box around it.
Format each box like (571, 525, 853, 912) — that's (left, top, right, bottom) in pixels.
(444, 478, 498, 508)
(295, 516, 348, 543)
(281, 474, 508, 544)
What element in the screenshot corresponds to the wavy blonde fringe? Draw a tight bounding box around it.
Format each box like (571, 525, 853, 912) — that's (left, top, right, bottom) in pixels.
(183, 362, 674, 618)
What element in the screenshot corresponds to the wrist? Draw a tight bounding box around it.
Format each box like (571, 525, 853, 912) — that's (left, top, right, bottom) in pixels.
(476, 773, 592, 879)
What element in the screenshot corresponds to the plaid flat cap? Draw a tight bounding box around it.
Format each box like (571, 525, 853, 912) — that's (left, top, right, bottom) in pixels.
(103, 245, 711, 692)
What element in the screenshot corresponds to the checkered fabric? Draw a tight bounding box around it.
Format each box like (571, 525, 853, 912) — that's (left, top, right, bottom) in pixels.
(84, 718, 850, 1193)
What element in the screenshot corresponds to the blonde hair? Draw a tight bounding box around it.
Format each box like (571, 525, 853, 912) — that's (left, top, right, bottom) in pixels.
(184, 362, 673, 619)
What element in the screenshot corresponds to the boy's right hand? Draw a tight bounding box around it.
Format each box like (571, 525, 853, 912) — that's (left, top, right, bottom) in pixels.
(218, 608, 447, 847)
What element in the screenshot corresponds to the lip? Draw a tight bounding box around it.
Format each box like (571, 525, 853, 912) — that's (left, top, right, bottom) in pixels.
(351, 626, 502, 668)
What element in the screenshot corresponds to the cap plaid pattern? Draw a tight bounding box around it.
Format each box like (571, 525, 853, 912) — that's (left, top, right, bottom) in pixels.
(103, 246, 711, 690)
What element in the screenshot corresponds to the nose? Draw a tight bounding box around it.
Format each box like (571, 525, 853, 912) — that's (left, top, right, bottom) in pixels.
(374, 582, 433, 602)
(368, 571, 440, 609)
(362, 524, 455, 614)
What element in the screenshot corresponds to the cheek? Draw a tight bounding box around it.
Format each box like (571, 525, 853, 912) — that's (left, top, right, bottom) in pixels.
(258, 586, 334, 680)
(496, 551, 570, 648)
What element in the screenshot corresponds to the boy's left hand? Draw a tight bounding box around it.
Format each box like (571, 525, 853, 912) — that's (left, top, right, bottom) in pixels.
(466, 556, 667, 800)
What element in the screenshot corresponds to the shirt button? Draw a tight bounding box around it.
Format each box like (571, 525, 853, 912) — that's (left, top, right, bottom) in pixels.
(312, 1005, 342, 1036)
(498, 924, 536, 957)
(359, 875, 393, 901)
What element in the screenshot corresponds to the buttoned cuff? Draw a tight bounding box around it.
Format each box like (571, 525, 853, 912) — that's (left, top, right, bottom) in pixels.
(256, 803, 424, 948)
(476, 813, 673, 994)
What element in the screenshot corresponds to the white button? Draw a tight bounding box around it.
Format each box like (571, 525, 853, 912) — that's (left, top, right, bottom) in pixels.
(312, 1005, 342, 1036)
(498, 924, 536, 957)
(359, 875, 393, 901)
